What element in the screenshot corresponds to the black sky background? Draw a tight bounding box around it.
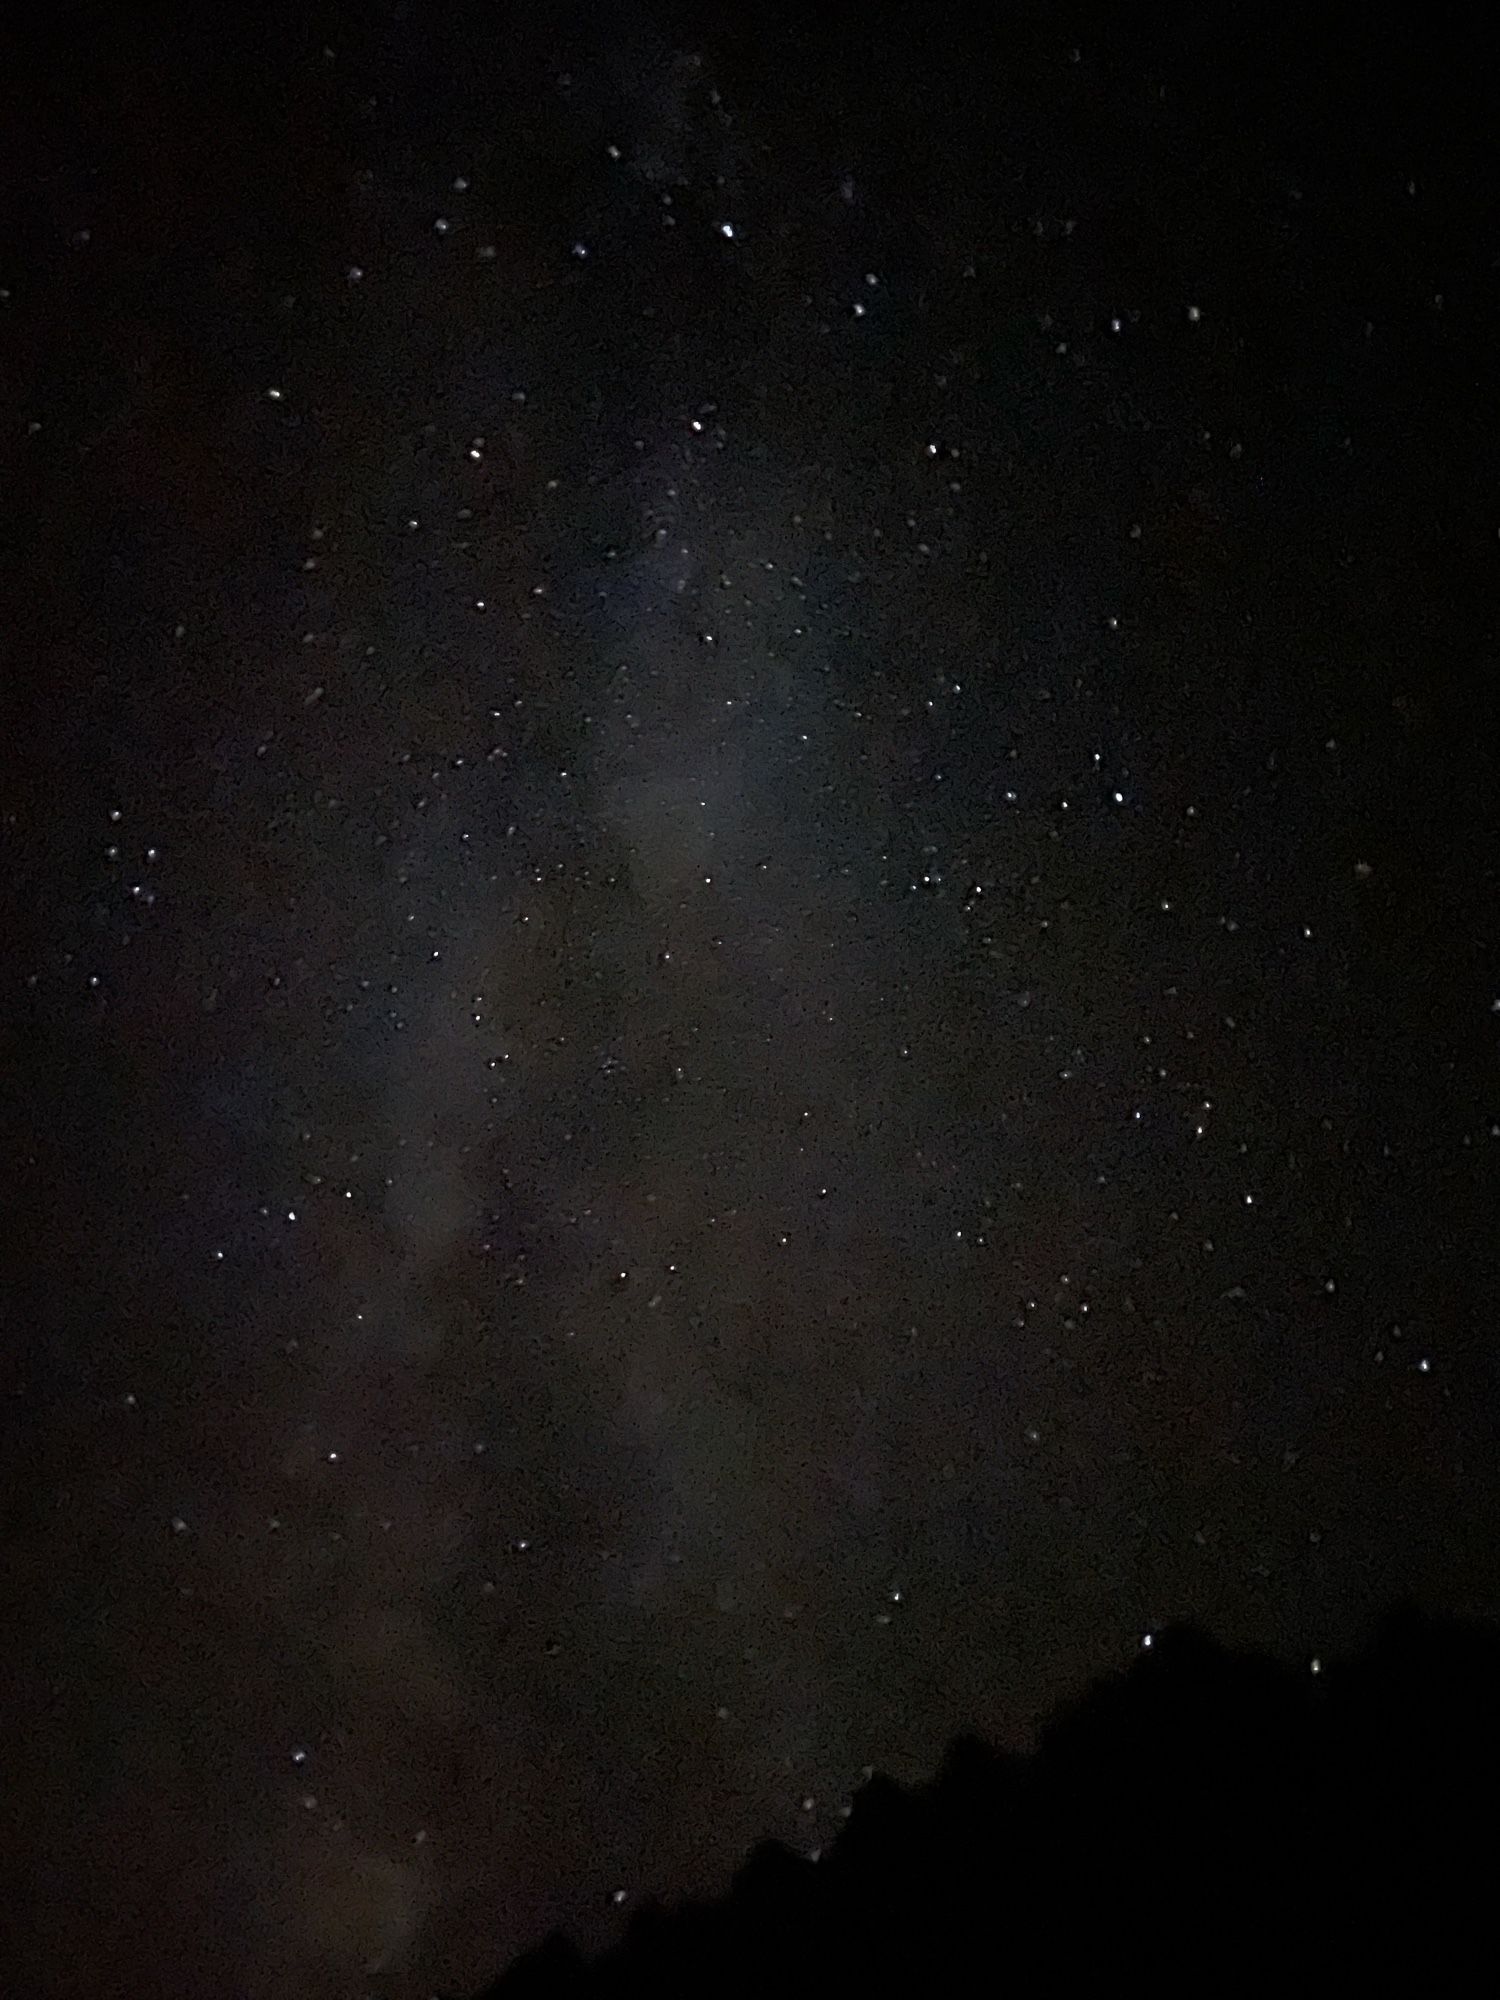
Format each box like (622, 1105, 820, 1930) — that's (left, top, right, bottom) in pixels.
(3, 5, 1499, 1995)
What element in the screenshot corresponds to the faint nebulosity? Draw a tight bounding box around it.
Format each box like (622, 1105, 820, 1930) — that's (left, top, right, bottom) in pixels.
(3, 6, 1499, 1996)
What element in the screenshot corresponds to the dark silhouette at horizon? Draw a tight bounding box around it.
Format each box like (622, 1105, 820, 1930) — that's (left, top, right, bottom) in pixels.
(476, 1606, 1500, 1995)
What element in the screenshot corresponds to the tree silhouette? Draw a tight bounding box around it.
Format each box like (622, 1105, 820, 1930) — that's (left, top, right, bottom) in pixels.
(475, 1607, 1500, 1994)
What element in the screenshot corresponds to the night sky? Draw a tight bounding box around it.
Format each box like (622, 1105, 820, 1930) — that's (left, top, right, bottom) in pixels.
(5, 7, 1499, 1995)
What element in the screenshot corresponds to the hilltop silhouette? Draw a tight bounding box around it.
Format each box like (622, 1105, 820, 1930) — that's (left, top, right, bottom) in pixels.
(476, 1607, 1500, 1995)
